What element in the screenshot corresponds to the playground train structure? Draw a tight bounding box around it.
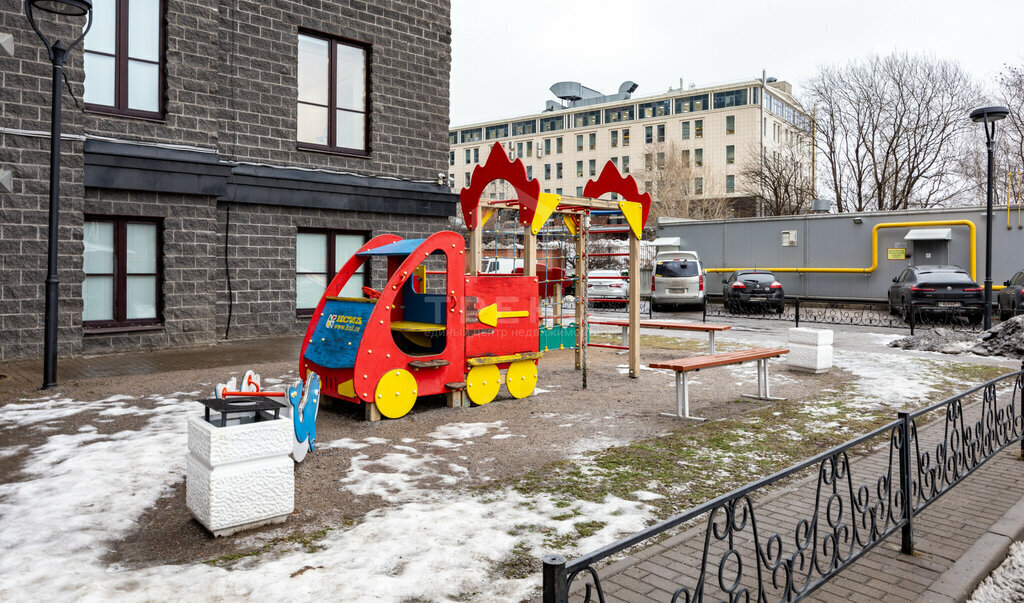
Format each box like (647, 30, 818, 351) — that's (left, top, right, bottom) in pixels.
(214, 142, 651, 460)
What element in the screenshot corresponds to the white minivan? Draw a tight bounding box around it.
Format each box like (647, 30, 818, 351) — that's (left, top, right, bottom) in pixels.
(651, 250, 705, 310)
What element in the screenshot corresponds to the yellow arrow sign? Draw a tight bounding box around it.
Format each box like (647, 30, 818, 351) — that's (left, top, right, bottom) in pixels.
(478, 303, 529, 327)
(618, 200, 644, 239)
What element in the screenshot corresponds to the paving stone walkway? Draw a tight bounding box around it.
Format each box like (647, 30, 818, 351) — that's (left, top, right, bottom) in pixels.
(579, 399, 1024, 603)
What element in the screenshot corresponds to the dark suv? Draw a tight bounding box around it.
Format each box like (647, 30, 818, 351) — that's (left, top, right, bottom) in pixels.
(722, 270, 785, 313)
(998, 271, 1024, 320)
(888, 265, 984, 324)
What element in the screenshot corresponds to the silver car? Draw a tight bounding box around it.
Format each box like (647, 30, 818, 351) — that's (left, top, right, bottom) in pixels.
(651, 253, 705, 310)
(587, 269, 629, 306)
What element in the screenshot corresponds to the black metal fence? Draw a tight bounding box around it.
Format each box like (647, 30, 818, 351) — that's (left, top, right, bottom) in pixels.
(542, 364, 1024, 602)
(697, 298, 989, 334)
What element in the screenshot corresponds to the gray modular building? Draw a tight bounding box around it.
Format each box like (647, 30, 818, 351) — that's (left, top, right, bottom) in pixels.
(0, 1, 456, 362)
(658, 206, 1024, 301)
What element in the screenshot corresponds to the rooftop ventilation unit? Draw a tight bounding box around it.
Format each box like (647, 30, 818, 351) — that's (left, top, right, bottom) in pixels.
(547, 81, 640, 109)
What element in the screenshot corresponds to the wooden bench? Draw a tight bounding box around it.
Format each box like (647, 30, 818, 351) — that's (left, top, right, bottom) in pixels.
(649, 347, 789, 420)
(588, 319, 732, 354)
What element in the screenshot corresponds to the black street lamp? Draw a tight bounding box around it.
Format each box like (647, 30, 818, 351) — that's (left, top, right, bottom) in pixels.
(970, 105, 1010, 331)
(24, 0, 93, 388)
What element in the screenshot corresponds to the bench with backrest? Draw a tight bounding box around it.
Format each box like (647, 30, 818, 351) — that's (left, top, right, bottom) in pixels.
(649, 347, 789, 420)
(588, 319, 731, 354)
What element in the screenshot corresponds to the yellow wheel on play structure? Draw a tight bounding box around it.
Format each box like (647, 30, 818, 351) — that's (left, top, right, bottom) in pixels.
(466, 365, 500, 405)
(374, 369, 418, 419)
(505, 360, 538, 399)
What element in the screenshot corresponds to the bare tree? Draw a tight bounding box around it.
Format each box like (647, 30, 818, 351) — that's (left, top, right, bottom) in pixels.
(806, 53, 982, 212)
(640, 141, 692, 221)
(739, 139, 815, 216)
(960, 62, 1024, 207)
(638, 141, 735, 221)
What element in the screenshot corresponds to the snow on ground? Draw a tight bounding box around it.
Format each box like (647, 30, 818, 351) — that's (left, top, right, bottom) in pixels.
(829, 349, 948, 410)
(0, 391, 653, 602)
(969, 540, 1024, 602)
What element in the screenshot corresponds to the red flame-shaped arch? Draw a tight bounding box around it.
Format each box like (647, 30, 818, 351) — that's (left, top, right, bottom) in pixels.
(459, 142, 541, 230)
(583, 162, 652, 231)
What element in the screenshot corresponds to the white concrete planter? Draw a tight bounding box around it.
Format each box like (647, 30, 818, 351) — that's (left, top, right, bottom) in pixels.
(186, 414, 294, 537)
(787, 327, 833, 374)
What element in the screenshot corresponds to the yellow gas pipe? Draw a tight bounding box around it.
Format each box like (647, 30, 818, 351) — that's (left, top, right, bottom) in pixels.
(705, 219, 1004, 290)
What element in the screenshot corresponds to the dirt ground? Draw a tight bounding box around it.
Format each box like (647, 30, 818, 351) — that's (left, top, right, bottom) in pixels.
(0, 338, 848, 569)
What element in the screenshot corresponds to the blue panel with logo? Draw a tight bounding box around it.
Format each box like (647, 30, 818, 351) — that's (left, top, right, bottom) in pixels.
(304, 299, 376, 369)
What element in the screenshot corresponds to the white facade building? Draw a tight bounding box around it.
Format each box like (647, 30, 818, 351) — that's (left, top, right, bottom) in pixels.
(449, 77, 814, 218)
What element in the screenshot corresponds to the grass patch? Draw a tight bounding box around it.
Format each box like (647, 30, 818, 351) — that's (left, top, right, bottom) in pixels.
(573, 520, 606, 538)
(204, 527, 333, 566)
(493, 542, 537, 580)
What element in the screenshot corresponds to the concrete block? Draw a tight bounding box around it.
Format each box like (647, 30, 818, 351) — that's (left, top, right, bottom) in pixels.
(186, 414, 293, 536)
(787, 343, 833, 373)
(788, 327, 833, 346)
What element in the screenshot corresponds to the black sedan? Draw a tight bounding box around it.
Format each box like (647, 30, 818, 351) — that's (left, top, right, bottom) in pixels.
(722, 270, 785, 313)
(998, 271, 1024, 320)
(888, 265, 984, 324)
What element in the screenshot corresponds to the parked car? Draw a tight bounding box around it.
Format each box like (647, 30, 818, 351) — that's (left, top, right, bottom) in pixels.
(587, 269, 629, 306)
(998, 270, 1024, 320)
(721, 270, 785, 313)
(481, 257, 524, 274)
(651, 251, 705, 311)
(887, 265, 984, 324)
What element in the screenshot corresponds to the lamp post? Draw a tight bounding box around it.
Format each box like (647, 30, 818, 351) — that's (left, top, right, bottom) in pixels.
(24, 0, 93, 388)
(970, 105, 1010, 331)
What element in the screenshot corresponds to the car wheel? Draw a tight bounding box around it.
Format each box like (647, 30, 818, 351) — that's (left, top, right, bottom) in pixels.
(968, 312, 983, 326)
(651, 300, 661, 313)
(901, 298, 913, 323)
(999, 305, 1010, 321)
(888, 299, 897, 315)
(775, 303, 785, 314)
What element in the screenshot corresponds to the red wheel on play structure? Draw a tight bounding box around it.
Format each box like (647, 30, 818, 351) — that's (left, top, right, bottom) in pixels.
(362, 286, 383, 299)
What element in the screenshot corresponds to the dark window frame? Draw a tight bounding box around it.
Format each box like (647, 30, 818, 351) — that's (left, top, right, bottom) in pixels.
(296, 30, 372, 157)
(296, 228, 370, 317)
(83, 0, 167, 120)
(82, 215, 163, 330)
(540, 115, 564, 132)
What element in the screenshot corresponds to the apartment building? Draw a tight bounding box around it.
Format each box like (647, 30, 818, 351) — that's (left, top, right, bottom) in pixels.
(449, 77, 813, 219)
(0, 1, 455, 361)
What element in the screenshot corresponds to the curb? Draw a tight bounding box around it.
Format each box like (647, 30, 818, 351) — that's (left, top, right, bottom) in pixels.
(916, 490, 1024, 603)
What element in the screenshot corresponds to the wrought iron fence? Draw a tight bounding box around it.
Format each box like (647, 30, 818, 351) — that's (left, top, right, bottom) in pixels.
(542, 364, 1024, 602)
(697, 298, 989, 334)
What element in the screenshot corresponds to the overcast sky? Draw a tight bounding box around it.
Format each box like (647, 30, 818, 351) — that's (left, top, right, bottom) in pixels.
(450, 0, 1024, 126)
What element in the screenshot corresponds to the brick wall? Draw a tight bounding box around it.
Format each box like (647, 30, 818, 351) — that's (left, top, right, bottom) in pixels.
(0, 6, 87, 361)
(216, 0, 452, 180)
(79, 190, 220, 355)
(0, 1, 454, 362)
(214, 202, 449, 337)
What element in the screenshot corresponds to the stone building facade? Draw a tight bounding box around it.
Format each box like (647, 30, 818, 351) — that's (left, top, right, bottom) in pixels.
(0, 1, 456, 362)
